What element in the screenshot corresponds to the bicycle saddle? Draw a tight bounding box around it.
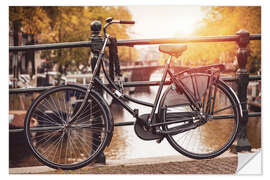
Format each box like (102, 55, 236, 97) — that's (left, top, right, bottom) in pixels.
(159, 44, 187, 57)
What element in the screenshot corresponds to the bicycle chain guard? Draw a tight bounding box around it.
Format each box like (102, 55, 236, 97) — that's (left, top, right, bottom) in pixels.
(134, 114, 162, 140)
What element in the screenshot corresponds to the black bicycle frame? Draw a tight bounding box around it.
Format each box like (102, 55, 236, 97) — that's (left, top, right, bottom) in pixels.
(95, 55, 174, 125)
(91, 53, 203, 126)
(69, 22, 218, 126)
(69, 36, 109, 123)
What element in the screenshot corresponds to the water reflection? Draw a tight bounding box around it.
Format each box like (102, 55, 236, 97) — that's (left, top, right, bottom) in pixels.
(103, 71, 251, 159)
(104, 70, 179, 160)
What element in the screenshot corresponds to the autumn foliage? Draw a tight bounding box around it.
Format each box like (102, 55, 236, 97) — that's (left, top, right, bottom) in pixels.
(179, 6, 261, 73)
(9, 6, 137, 68)
(9, 6, 261, 73)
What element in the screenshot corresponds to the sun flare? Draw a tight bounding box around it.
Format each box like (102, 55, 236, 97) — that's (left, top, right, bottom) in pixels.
(128, 6, 204, 38)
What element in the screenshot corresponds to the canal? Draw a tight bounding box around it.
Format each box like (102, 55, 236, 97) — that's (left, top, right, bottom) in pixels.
(104, 71, 179, 160)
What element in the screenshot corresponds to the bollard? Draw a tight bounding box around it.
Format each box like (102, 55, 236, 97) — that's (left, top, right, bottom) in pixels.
(235, 29, 252, 152)
(89, 20, 106, 164)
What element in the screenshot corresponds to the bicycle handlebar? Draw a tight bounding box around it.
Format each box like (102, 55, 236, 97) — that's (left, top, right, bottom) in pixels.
(119, 20, 135, 24)
(103, 18, 135, 37)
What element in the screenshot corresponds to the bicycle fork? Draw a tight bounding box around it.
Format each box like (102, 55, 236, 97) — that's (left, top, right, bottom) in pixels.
(68, 37, 109, 124)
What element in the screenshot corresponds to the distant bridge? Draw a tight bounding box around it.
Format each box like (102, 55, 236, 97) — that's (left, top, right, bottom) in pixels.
(121, 65, 188, 81)
(119, 59, 189, 81)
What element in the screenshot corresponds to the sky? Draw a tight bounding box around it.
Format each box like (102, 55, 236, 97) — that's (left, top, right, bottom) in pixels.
(126, 6, 205, 59)
(127, 6, 205, 39)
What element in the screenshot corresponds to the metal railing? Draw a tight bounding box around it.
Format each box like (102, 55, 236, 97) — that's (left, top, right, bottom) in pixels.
(9, 35, 261, 52)
(9, 20, 261, 152)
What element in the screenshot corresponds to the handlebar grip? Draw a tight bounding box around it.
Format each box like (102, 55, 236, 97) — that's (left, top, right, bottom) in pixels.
(120, 20, 135, 24)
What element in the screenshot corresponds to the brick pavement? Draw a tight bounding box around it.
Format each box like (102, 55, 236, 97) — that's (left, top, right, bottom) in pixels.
(46, 156, 237, 174)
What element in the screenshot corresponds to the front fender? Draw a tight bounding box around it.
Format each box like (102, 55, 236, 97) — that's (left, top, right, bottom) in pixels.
(67, 84, 114, 146)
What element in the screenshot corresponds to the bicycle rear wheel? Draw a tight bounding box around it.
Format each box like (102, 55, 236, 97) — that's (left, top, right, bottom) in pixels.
(159, 73, 240, 159)
(24, 85, 111, 170)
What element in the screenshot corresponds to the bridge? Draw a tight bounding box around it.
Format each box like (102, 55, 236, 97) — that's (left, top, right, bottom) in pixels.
(121, 64, 188, 81)
(119, 59, 235, 81)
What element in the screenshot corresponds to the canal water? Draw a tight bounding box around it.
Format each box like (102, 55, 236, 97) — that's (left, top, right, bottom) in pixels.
(104, 71, 179, 160)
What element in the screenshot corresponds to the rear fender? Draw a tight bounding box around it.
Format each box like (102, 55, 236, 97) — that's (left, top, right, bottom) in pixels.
(158, 73, 243, 121)
(217, 80, 243, 119)
(174, 64, 225, 77)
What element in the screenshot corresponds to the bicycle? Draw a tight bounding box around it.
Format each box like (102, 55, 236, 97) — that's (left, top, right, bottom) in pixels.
(24, 17, 242, 170)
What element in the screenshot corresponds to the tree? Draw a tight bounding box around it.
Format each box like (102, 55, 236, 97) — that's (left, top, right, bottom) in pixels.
(9, 6, 138, 73)
(9, 7, 52, 39)
(179, 6, 261, 73)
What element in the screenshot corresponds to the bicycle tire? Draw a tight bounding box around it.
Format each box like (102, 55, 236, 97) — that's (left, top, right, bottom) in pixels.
(159, 73, 240, 159)
(24, 85, 112, 170)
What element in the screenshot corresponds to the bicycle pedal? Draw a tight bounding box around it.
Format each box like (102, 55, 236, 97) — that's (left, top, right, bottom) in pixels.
(155, 129, 164, 143)
(156, 136, 164, 144)
(95, 152, 106, 164)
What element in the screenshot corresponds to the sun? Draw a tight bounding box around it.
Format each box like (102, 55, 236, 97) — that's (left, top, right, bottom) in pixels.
(128, 6, 204, 39)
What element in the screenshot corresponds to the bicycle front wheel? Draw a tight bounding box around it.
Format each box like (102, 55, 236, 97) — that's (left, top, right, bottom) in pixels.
(159, 73, 240, 159)
(24, 85, 111, 170)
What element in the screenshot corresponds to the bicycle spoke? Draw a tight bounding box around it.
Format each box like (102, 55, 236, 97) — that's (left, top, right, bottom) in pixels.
(73, 131, 92, 157)
(51, 132, 65, 163)
(34, 108, 61, 126)
(161, 74, 239, 157)
(213, 105, 234, 114)
(25, 86, 110, 169)
(49, 95, 66, 124)
(56, 92, 66, 122)
(43, 96, 63, 122)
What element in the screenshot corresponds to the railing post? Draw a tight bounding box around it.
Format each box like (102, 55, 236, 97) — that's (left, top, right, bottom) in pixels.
(235, 29, 252, 152)
(90, 20, 103, 77)
(12, 20, 20, 88)
(89, 20, 106, 163)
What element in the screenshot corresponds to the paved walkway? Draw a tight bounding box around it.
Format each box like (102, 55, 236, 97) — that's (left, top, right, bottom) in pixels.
(10, 152, 237, 174)
(56, 157, 237, 174)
